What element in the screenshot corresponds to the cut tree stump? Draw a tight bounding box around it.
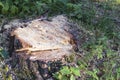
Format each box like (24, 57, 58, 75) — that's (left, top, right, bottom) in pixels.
(10, 15, 77, 80)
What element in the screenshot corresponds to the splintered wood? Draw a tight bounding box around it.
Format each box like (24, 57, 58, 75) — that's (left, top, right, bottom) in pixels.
(11, 15, 75, 61)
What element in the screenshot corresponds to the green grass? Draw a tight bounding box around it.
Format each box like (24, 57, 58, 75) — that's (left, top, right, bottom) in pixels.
(0, 0, 120, 80)
(52, 0, 120, 80)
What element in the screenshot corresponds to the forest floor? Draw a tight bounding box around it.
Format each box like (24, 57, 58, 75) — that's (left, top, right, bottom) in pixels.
(0, 0, 120, 80)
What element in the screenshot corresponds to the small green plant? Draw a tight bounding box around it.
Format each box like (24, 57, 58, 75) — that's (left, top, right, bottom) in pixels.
(53, 66, 80, 80)
(0, 48, 9, 59)
(0, 48, 12, 80)
(1, 65, 13, 80)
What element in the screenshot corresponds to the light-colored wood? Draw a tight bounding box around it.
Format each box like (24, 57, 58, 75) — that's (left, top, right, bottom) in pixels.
(11, 15, 75, 61)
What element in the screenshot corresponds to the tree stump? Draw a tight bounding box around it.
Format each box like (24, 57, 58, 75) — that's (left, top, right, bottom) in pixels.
(10, 15, 76, 80)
